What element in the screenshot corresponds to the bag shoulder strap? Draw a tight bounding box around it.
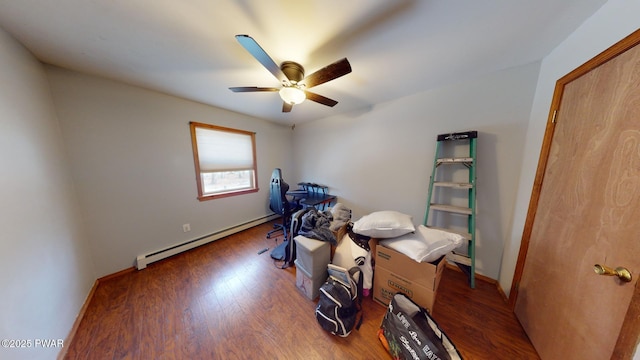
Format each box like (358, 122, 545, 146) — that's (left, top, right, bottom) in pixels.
(347, 267, 363, 300)
(348, 266, 364, 330)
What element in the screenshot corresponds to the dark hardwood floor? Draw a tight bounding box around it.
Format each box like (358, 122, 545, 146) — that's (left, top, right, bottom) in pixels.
(64, 221, 539, 359)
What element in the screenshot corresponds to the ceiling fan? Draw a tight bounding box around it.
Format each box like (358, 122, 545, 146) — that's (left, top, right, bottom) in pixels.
(229, 34, 352, 113)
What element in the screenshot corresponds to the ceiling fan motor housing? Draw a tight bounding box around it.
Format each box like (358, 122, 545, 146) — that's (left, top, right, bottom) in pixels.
(280, 61, 304, 84)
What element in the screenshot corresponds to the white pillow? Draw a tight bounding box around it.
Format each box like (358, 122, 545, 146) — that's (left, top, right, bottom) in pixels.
(352, 210, 415, 238)
(380, 225, 464, 263)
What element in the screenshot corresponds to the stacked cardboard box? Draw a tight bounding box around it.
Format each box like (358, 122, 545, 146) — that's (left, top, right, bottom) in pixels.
(373, 244, 445, 313)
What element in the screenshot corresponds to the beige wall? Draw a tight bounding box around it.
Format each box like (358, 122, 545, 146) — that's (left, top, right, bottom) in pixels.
(0, 28, 95, 360)
(46, 66, 295, 277)
(292, 62, 541, 280)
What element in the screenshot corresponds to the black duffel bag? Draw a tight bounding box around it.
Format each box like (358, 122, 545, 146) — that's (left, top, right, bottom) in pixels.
(378, 293, 462, 360)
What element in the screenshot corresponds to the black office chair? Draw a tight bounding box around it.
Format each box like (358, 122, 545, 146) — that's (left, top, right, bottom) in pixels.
(267, 168, 302, 240)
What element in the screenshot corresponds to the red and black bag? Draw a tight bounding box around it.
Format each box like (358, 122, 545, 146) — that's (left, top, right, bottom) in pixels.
(378, 293, 462, 360)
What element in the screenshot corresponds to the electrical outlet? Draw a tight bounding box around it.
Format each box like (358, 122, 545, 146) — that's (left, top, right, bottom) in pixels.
(183, 223, 191, 232)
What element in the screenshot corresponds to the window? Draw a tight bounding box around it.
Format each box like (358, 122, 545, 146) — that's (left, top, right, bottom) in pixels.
(189, 122, 258, 200)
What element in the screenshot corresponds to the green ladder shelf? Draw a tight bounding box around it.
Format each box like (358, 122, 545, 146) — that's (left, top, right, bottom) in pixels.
(424, 131, 477, 288)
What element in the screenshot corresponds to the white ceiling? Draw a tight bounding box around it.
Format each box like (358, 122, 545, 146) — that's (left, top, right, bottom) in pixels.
(0, 0, 607, 125)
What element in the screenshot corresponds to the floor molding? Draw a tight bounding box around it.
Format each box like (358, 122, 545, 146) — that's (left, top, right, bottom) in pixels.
(58, 267, 136, 359)
(445, 263, 509, 303)
(58, 280, 98, 360)
(98, 266, 136, 282)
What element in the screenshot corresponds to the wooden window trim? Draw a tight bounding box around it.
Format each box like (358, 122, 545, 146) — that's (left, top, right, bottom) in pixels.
(189, 122, 259, 201)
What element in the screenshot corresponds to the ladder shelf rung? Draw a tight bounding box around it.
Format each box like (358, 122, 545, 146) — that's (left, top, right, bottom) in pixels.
(433, 181, 473, 189)
(447, 252, 472, 266)
(436, 157, 473, 165)
(430, 204, 472, 215)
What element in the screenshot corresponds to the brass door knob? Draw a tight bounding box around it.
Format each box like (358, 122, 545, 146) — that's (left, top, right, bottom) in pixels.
(594, 264, 632, 282)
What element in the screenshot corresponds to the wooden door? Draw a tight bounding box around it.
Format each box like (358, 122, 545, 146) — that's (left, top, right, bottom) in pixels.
(512, 30, 640, 359)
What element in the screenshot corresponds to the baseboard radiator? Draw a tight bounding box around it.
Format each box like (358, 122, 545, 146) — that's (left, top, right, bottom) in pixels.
(135, 214, 279, 270)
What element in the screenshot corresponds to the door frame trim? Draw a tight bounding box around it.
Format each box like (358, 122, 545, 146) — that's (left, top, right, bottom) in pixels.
(508, 28, 640, 356)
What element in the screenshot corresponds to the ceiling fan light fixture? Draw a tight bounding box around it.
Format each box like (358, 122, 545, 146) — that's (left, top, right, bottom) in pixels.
(279, 86, 306, 105)
(231, 35, 351, 112)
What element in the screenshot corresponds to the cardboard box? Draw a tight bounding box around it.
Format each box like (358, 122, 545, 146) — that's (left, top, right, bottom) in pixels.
(373, 244, 445, 312)
(373, 267, 439, 312)
(375, 244, 445, 291)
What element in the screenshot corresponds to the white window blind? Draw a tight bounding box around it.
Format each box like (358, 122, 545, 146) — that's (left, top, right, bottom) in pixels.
(190, 122, 258, 200)
(195, 127, 254, 172)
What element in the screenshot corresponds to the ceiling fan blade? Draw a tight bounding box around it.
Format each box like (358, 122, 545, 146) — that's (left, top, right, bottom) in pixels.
(303, 58, 352, 89)
(229, 87, 279, 92)
(235, 35, 289, 85)
(282, 102, 293, 112)
(304, 91, 338, 107)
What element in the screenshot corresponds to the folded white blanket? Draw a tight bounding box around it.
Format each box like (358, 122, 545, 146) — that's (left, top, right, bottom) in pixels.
(380, 225, 464, 263)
